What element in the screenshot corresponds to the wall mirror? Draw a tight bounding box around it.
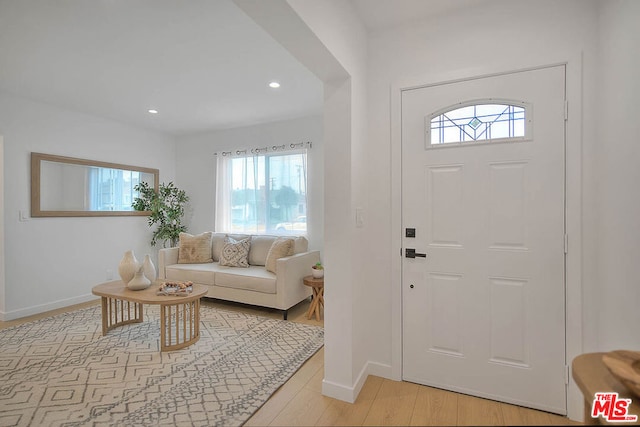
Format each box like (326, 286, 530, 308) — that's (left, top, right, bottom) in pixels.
(31, 152, 159, 217)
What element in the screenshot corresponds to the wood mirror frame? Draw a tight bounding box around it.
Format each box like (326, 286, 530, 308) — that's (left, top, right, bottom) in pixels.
(31, 152, 159, 217)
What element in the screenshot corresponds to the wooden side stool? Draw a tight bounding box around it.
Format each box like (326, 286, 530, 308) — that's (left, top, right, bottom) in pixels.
(303, 276, 324, 321)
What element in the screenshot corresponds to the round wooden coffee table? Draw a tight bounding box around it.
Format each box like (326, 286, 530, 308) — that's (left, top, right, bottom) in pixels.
(92, 280, 208, 352)
(303, 276, 324, 321)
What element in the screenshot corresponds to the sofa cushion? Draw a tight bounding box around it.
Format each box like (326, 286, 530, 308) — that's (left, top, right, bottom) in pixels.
(265, 238, 294, 273)
(248, 235, 278, 266)
(219, 236, 251, 267)
(165, 263, 218, 286)
(165, 262, 276, 293)
(215, 266, 276, 294)
(178, 232, 213, 263)
(293, 236, 308, 254)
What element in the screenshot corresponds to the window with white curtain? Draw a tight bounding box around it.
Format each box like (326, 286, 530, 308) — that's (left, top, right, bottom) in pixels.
(215, 149, 308, 235)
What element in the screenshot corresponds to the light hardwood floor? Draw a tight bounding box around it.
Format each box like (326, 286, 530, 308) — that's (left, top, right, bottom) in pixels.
(0, 297, 580, 426)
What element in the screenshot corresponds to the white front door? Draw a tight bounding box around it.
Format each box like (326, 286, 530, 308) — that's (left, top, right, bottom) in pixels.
(401, 66, 567, 414)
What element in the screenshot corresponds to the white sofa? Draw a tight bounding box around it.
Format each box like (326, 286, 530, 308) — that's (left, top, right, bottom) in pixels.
(158, 233, 320, 319)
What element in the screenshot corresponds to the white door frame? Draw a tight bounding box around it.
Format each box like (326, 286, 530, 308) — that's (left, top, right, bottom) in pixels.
(390, 54, 584, 421)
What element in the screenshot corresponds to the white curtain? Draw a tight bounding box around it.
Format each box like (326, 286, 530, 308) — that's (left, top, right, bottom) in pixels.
(215, 153, 262, 233)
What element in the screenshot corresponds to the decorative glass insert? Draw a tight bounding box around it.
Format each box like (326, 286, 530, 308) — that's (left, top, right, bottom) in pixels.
(428, 102, 528, 146)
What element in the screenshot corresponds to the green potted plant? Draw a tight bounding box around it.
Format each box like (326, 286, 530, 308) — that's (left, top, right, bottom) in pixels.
(132, 181, 189, 247)
(311, 262, 324, 279)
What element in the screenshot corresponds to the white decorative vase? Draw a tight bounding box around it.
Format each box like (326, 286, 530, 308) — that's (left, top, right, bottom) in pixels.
(142, 254, 157, 283)
(312, 268, 324, 279)
(118, 250, 139, 284)
(127, 265, 151, 290)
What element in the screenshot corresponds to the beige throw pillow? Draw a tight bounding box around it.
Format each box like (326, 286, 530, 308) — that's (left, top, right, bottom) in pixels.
(265, 237, 294, 273)
(219, 236, 251, 268)
(178, 232, 213, 264)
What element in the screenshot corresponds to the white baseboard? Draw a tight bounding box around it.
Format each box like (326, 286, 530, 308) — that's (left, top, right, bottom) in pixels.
(322, 378, 357, 403)
(0, 293, 98, 321)
(366, 360, 393, 379)
(322, 360, 394, 403)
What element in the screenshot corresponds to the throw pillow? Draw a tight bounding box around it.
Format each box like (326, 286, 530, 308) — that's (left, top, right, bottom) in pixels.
(211, 233, 226, 261)
(265, 237, 294, 273)
(178, 232, 213, 264)
(219, 236, 251, 268)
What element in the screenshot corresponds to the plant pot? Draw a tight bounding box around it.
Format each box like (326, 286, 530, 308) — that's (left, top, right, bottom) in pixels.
(312, 268, 324, 279)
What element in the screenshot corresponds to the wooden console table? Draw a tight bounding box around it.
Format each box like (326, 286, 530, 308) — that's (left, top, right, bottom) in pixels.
(572, 352, 640, 424)
(92, 280, 208, 352)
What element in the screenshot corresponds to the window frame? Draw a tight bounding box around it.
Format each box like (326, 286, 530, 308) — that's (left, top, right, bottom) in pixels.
(425, 99, 533, 149)
(215, 148, 309, 236)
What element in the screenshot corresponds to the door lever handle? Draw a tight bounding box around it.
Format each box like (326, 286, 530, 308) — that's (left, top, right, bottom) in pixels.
(405, 248, 427, 258)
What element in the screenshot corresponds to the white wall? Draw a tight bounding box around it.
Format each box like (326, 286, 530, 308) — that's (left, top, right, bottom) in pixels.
(238, 0, 372, 401)
(175, 115, 324, 252)
(594, 0, 640, 349)
(0, 91, 176, 320)
(287, 0, 372, 401)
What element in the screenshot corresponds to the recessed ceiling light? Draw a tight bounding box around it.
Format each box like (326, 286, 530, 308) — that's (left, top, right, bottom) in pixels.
(148, 109, 158, 114)
(268, 82, 280, 89)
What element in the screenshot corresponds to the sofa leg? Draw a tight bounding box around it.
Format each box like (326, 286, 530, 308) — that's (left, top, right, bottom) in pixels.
(283, 310, 288, 321)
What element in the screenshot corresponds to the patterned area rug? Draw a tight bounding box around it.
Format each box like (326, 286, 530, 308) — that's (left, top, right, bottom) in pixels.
(0, 304, 324, 426)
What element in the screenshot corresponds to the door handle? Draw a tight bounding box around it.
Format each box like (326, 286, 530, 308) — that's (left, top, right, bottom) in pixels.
(405, 248, 427, 258)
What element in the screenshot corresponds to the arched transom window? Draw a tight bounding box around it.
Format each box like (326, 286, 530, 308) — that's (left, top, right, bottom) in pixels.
(427, 100, 531, 147)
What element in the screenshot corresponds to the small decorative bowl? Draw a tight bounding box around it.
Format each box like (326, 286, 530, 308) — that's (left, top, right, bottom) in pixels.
(157, 281, 194, 296)
(602, 350, 640, 399)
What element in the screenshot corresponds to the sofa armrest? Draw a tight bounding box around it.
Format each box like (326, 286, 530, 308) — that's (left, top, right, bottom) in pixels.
(158, 247, 179, 280)
(275, 250, 320, 309)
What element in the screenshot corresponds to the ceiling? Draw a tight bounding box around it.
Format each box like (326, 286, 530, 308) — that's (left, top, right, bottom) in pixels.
(352, 0, 494, 32)
(0, 0, 323, 136)
(0, 0, 487, 136)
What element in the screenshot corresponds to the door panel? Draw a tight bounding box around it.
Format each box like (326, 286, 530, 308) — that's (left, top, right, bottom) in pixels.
(428, 165, 464, 247)
(428, 272, 464, 356)
(402, 66, 566, 414)
(489, 161, 528, 249)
